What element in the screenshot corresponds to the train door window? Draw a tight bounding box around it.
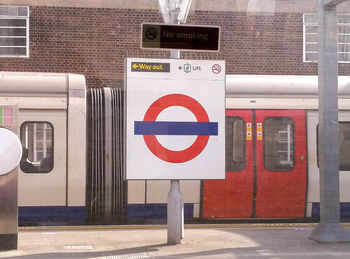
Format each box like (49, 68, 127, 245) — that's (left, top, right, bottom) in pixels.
(317, 122, 350, 171)
(226, 117, 245, 171)
(20, 122, 53, 173)
(339, 122, 350, 170)
(264, 117, 295, 171)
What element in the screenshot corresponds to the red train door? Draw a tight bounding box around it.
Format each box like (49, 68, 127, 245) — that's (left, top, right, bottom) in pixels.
(202, 110, 254, 218)
(202, 109, 307, 219)
(255, 110, 307, 218)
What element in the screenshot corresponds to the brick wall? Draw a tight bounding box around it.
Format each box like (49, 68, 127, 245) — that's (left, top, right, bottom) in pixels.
(0, 6, 348, 88)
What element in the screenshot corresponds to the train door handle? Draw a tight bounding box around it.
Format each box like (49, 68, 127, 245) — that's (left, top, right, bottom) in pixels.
(300, 156, 305, 161)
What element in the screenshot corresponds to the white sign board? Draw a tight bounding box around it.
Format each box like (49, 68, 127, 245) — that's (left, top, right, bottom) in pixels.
(125, 58, 225, 180)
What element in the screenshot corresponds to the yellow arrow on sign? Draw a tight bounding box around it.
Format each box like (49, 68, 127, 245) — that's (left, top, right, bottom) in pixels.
(132, 64, 139, 69)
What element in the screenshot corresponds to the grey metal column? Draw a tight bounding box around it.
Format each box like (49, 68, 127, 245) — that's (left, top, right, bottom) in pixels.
(0, 167, 18, 250)
(0, 106, 21, 250)
(167, 179, 184, 244)
(309, 0, 350, 243)
(167, 48, 184, 243)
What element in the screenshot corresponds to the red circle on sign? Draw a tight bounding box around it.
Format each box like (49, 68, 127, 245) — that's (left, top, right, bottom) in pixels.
(143, 94, 210, 163)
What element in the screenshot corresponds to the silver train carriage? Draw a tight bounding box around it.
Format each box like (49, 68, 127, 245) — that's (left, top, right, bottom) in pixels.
(0, 72, 86, 224)
(1, 72, 350, 225)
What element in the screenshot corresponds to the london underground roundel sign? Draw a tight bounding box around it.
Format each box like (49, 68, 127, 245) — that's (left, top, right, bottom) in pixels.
(126, 58, 225, 180)
(135, 94, 218, 163)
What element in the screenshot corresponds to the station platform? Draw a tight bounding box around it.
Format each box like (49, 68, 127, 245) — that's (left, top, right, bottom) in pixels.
(1, 223, 350, 258)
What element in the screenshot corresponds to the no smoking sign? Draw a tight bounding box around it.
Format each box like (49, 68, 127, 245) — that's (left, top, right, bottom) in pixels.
(126, 58, 225, 180)
(212, 64, 221, 74)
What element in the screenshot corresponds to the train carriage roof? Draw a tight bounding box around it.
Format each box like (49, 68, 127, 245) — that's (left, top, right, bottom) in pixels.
(0, 72, 85, 97)
(226, 75, 350, 98)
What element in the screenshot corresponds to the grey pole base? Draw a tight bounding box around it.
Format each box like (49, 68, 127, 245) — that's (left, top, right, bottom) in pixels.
(167, 180, 184, 245)
(309, 223, 350, 243)
(0, 234, 17, 251)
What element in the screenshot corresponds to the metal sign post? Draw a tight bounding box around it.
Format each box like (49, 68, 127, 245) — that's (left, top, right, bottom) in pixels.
(168, 36, 184, 244)
(128, 0, 223, 245)
(309, 0, 350, 242)
(167, 1, 185, 245)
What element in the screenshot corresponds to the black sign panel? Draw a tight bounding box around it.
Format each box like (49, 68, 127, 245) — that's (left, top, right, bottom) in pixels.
(142, 23, 220, 52)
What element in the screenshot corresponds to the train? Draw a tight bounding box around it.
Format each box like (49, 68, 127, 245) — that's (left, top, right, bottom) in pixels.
(0, 72, 350, 225)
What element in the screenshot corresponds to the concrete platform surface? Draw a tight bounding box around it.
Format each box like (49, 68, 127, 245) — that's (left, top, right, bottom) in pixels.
(1, 224, 350, 259)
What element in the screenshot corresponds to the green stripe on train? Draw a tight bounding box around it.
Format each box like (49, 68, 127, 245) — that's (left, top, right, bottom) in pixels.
(0, 107, 3, 125)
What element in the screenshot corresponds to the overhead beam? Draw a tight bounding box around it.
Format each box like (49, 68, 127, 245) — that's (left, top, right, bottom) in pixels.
(324, 0, 349, 7)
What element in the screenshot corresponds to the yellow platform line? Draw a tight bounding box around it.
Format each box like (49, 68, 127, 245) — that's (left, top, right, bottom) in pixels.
(18, 223, 350, 232)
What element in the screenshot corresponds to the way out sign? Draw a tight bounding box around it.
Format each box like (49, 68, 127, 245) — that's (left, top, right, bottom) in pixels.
(125, 58, 225, 180)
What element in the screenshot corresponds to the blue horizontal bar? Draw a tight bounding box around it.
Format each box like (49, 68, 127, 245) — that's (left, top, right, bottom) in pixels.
(19, 206, 85, 224)
(127, 203, 194, 220)
(134, 121, 218, 136)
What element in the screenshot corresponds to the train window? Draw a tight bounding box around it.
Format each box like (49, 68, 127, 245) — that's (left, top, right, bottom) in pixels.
(264, 117, 295, 172)
(339, 123, 350, 171)
(226, 117, 245, 172)
(0, 6, 29, 57)
(317, 122, 350, 171)
(20, 122, 53, 173)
